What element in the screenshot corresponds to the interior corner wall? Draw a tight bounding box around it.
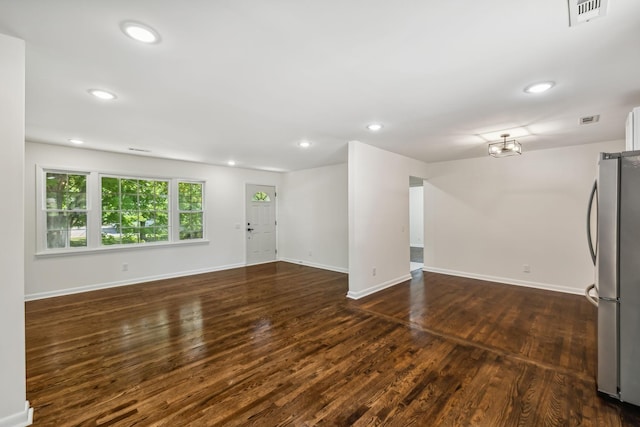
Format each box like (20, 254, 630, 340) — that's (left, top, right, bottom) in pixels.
(278, 163, 348, 273)
(24, 142, 282, 299)
(0, 33, 32, 426)
(348, 141, 428, 299)
(423, 139, 624, 294)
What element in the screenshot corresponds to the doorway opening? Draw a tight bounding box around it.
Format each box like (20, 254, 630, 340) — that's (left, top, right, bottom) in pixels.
(409, 176, 424, 272)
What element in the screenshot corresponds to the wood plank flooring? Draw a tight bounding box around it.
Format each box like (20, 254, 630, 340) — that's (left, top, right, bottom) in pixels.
(25, 263, 640, 426)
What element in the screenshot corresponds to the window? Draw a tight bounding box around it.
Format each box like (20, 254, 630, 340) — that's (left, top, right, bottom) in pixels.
(38, 168, 206, 253)
(252, 191, 270, 202)
(101, 177, 170, 245)
(45, 172, 88, 249)
(178, 182, 204, 240)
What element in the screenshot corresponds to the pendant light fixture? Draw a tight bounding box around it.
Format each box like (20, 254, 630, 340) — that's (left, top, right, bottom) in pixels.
(488, 133, 522, 158)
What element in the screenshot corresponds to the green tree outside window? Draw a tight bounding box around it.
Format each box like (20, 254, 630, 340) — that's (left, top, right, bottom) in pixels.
(45, 172, 88, 248)
(252, 191, 270, 202)
(178, 182, 204, 240)
(101, 177, 169, 245)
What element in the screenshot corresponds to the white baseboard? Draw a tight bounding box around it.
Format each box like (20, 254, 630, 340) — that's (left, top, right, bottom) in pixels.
(410, 243, 424, 248)
(245, 260, 278, 267)
(422, 266, 584, 295)
(279, 258, 349, 274)
(347, 274, 412, 300)
(0, 401, 33, 427)
(25, 263, 246, 301)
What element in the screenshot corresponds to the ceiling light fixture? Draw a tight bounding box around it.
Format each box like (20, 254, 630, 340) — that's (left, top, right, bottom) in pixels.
(120, 21, 160, 44)
(88, 89, 117, 100)
(524, 81, 555, 94)
(298, 141, 311, 148)
(227, 160, 236, 166)
(366, 123, 383, 132)
(68, 139, 84, 144)
(488, 133, 522, 158)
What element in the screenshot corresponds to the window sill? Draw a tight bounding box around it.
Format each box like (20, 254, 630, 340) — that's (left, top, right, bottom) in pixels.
(35, 239, 210, 258)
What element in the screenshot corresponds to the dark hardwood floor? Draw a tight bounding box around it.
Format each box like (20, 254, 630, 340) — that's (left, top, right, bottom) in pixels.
(25, 263, 640, 426)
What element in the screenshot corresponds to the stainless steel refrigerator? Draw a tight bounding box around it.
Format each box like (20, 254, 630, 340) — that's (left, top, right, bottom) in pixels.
(586, 151, 640, 406)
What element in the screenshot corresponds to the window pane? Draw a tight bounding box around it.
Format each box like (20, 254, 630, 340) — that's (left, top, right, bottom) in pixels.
(70, 226, 87, 247)
(45, 172, 88, 250)
(252, 191, 270, 202)
(179, 212, 203, 240)
(155, 212, 169, 226)
(102, 177, 119, 195)
(121, 179, 138, 194)
(67, 175, 87, 209)
(179, 182, 202, 211)
(155, 181, 168, 195)
(177, 182, 203, 241)
(99, 177, 170, 247)
(47, 230, 67, 249)
(121, 228, 140, 244)
(102, 194, 120, 211)
(46, 212, 87, 249)
(121, 194, 137, 210)
(156, 195, 168, 210)
(121, 211, 140, 227)
(101, 227, 121, 245)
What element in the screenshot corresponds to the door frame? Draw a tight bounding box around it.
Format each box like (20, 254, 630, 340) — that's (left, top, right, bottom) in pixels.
(245, 183, 279, 266)
(409, 176, 425, 272)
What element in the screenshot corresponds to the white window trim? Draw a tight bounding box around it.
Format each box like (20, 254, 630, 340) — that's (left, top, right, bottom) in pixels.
(35, 165, 208, 256)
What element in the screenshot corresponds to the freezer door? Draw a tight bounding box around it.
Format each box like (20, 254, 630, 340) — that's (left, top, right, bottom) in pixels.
(598, 299, 619, 398)
(619, 154, 640, 405)
(597, 155, 619, 300)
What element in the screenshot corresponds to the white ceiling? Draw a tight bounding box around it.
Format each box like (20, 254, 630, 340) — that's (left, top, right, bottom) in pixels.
(1, 0, 639, 171)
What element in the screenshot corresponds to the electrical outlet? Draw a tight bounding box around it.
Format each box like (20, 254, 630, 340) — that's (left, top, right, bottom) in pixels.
(308, 250, 312, 257)
(372, 267, 376, 276)
(523, 264, 530, 273)
(122, 263, 129, 272)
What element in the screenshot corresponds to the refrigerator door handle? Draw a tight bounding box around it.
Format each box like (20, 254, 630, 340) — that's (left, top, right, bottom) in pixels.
(585, 283, 598, 307)
(587, 179, 598, 265)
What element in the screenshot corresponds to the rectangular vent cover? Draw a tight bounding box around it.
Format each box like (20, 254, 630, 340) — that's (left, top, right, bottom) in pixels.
(581, 115, 600, 125)
(568, 0, 608, 26)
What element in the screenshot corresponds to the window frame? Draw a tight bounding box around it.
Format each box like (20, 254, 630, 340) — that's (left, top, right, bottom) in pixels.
(100, 174, 172, 246)
(40, 168, 91, 251)
(35, 166, 208, 256)
(177, 180, 205, 241)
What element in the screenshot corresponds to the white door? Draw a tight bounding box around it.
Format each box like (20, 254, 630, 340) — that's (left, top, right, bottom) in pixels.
(246, 184, 277, 265)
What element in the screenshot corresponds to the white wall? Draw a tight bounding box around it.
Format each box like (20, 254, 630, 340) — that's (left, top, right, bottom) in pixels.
(423, 139, 624, 294)
(348, 141, 429, 298)
(409, 186, 424, 247)
(25, 142, 282, 299)
(0, 34, 32, 426)
(279, 163, 348, 272)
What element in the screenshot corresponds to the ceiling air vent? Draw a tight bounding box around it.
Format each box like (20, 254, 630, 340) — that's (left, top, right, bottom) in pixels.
(581, 115, 600, 124)
(568, 0, 609, 27)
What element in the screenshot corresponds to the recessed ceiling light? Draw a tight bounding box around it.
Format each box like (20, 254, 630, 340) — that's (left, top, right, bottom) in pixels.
(68, 139, 84, 144)
(367, 123, 383, 131)
(524, 81, 555, 94)
(298, 141, 311, 148)
(88, 89, 117, 100)
(120, 21, 160, 44)
(227, 160, 236, 166)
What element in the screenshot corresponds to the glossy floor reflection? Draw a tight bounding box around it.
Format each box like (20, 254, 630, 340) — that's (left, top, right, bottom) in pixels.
(25, 263, 640, 426)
